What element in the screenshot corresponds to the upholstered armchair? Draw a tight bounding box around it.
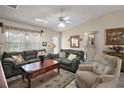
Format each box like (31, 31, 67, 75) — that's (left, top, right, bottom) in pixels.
(75, 53, 122, 88)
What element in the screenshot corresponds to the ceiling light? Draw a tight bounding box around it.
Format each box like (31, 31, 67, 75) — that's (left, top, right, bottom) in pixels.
(65, 20, 70, 24)
(58, 22, 66, 28)
(64, 16, 70, 21)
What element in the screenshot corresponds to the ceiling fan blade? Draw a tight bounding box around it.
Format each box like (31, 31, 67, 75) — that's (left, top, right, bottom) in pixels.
(64, 20, 71, 24)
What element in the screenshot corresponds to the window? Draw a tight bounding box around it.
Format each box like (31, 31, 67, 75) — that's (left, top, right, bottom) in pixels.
(4, 30, 42, 52)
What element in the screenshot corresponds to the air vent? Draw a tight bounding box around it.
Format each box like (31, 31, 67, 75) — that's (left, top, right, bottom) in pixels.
(7, 5, 18, 9)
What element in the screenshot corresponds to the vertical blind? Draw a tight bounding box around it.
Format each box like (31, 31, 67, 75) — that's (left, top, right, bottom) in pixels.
(4, 26, 42, 52)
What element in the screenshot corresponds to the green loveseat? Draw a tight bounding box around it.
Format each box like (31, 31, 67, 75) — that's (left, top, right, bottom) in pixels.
(53, 49, 84, 73)
(1, 49, 46, 78)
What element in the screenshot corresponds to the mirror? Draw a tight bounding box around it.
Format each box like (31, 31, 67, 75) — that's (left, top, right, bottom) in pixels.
(70, 35, 80, 48)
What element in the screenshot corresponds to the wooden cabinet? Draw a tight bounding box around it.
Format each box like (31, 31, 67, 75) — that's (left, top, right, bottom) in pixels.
(103, 51, 124, 72)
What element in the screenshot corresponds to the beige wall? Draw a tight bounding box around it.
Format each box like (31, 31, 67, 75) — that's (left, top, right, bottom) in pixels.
(61, 10, 124, 59)
(0, 18, 61, 53)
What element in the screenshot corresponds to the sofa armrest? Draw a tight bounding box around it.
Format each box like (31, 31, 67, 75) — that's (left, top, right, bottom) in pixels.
(78, 63, 93, 71)
(2, 62, 15, 77)
(71, 58, 81, 72)
(2, 58, 15, 67)
(92, 75, 116, 88)
(2, 62, 14, 68)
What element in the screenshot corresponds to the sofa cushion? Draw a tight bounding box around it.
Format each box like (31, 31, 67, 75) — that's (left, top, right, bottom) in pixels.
(54, 58, 64, 63)
(54, 58, 72, 65)
(27, 58, 40, 63)
(59, 51, 66, 58)
(67, 53, 77, 61)
(24, 50, 36, 55)
(70, 50, 82, 57)
(61, 59, 72, 65)
(25, 55, 37, 60)
(77, 71, 98, 87)
(94, 54, 117, 67)
(60, 49, 70, 58)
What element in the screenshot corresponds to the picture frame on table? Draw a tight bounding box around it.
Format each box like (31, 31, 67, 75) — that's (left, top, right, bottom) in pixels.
(42, 42, 47, 46)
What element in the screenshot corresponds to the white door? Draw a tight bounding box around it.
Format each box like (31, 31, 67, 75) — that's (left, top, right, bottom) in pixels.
(83, 32, 98, 60)
(52, 37, 59, 54)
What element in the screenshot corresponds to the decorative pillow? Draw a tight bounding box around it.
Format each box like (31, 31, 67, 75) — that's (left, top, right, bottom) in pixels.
(67, 53, 77, 61)
(12, 54, 24, 64)
(59, 52, 66, 58)
(93, 62, 114, 75)
(37, 51, 46, 57)
(93, 62, 106, 75)
(104, 65, 113, 75)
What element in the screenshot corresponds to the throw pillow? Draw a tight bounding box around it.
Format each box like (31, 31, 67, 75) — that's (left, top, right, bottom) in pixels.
(93, 62, 106, 75)
(67, 53, 77, 61)
(93, 62, 114, 75)
(59, 52, 66, 58)
(12, 54, 24, 65)
(104, 65, 113, 75)
(37, 51, 46, 57)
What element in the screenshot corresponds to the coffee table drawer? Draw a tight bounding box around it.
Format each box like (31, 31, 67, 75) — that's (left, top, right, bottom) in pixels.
(31, 71, 40, 77)
(32, 69, 47, 77)
(47, 65, 58, 70)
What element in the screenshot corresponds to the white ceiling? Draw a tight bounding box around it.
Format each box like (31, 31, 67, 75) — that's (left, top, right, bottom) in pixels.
(0, 5, 124, 31)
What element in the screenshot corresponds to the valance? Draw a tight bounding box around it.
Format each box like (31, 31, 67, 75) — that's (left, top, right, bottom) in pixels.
(3, 25, 40, 34)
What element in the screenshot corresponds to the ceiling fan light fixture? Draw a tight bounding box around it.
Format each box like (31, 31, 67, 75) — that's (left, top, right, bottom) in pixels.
(65, 20, 70, 24)
(64, 16, 70, 21)
(58, 22, 66, 28)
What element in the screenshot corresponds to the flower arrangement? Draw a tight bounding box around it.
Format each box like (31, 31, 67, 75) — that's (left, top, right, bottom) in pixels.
(109, 45, 123, 53)
(48, 43, 56, 53)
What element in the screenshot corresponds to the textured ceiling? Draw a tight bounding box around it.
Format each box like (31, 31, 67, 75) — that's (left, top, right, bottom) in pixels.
(0, 5, 124, 31)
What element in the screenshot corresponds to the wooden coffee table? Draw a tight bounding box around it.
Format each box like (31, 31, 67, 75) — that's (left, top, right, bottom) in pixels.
(21, 59, 60, 88)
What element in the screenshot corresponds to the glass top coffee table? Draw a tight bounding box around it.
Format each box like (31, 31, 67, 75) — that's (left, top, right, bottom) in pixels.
(21, 59, 60, 88)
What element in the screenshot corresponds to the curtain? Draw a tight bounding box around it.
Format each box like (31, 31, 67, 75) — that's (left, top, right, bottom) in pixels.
(4, 26, 42, 52)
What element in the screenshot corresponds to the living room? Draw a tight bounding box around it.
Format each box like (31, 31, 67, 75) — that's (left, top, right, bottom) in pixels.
(0, 4, 124, 89)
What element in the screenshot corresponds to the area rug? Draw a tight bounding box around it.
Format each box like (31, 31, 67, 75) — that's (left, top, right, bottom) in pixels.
(8, 69, 75, 88)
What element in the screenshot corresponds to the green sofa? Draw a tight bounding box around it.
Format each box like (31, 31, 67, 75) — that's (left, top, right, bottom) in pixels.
(53, 49, 84, 73)
(1, 49, 46, 78)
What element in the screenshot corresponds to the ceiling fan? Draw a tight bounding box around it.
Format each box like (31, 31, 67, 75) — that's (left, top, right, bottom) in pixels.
(58, 8, 71, 28)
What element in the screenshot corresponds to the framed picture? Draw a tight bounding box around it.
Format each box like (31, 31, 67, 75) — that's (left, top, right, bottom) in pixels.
(70, 35, 80, 48)
(42, 42, 47, 46)
(106, 28, 124, 45)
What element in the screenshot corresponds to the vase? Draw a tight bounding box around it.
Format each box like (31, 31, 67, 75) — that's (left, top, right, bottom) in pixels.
(39, 55, 44, 64)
